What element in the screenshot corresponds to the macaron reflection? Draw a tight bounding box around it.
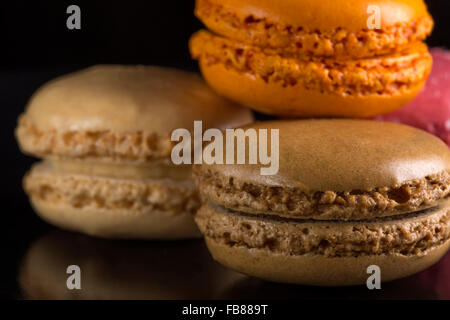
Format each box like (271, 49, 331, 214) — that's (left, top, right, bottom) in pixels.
(19, 231, 244, 300)
(19, 230, 449, 299)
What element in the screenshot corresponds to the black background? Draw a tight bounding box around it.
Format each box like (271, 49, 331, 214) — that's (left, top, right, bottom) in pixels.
(0, 0, 449, 299)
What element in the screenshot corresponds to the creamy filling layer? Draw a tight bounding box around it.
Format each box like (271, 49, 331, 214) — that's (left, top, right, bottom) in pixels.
(48, 159, 192, 180)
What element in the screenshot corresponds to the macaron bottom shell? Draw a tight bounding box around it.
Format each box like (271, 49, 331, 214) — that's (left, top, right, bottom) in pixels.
(206, 238, 450, 286)
(29, 198, 201, 240)
(24, 161, 201, 240)
(196, 54, 428, 118)
(196, 202, 450, 286)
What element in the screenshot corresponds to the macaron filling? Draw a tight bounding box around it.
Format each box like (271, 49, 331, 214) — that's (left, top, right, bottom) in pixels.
(195, 0, 433, 58)
(49, 159, 192, 180)
(190, 31, 432, 97)
(196, 201, 450, 258)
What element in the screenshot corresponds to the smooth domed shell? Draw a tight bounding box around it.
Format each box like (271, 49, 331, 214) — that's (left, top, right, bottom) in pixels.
(21, 65, 253, 134)
(200, 0, 431, 34)
(201, 119, 450, 192)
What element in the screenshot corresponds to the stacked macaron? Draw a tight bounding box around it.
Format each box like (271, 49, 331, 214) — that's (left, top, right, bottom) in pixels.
(16, 65, 252, 239)
(190, 0, 434, 118)
(189, 0, 450, 286)
(194, 120, 450, 286)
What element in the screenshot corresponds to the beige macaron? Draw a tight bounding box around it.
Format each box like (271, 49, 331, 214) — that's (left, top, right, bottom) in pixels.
(194, 119, 450, 286)
(16, 65, 253, 239)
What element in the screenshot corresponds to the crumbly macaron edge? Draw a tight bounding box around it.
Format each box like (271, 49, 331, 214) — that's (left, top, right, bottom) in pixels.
(194, 167, 450, 220)
(195, 202, 450, 257)
(16, 115, 176, 162)
(24, 162, 201, 215)
(195, 0, 433, 58)
(190, 30, 432, 97)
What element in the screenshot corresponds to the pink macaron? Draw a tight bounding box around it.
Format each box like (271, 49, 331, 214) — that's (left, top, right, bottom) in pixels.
(374, 48, 450, 146)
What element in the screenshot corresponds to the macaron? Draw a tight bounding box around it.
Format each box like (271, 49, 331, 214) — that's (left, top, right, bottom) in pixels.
(16, 65, 253, 239)
(194, 119, 450, 286)
(194, 0, 433, 58)
(190, 0, 433, 118)
(374, 48, 450, 146)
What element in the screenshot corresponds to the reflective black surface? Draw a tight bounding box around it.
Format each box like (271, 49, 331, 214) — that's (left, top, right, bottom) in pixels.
(18, 231, 244, 300)
(13, 229, 450, 300)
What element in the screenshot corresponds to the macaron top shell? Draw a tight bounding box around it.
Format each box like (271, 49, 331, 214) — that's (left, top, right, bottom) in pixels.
(16, 65, 253, 162)
(201, 119, 450, 192)
(204, 0, 430, 31)
(195, 0, 433, 58)
(21, 65, 252, 134)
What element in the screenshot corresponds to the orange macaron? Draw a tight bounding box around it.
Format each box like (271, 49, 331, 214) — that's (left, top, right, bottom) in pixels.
(190, 0, 434, 118)
(193, 119, 450, 286)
